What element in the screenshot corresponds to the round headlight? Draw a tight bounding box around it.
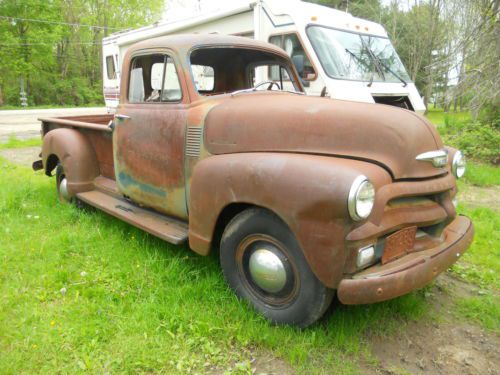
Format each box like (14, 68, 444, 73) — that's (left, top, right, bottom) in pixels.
(348, 175, 375, 221)
(452, 151, 466, 179)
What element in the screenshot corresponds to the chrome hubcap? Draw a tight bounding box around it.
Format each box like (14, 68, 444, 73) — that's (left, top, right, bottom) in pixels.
(59, 178, 70, 201)
(248, 248, 287, 293)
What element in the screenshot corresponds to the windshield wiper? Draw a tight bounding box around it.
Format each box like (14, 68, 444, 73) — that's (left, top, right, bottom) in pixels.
(371, 55, 408, 87)
(345, 48, 375, 86)
(359, 38, 386, 83)
(359, 38, 407, 87)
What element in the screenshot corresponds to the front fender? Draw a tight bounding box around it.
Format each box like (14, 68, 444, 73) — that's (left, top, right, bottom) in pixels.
(188, 152, 390, 288)
(42, 128, 99, 197)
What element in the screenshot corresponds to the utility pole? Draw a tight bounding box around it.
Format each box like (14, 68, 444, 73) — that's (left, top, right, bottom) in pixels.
(20, 77, 28, 108)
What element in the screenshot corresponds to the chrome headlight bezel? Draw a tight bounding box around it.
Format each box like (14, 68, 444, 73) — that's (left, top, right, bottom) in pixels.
(452, 151, 466, 179)
(348, 175, 375, 221)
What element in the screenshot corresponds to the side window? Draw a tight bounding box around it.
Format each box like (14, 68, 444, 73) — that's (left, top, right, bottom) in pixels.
(268, 34, 316, 80)
(191, 65, 215, 92)
(128, 54, 182, 103)
(106, 55, 117, 80)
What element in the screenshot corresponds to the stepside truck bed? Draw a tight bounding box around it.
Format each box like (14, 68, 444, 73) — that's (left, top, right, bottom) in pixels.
(39, 114, 115, 180)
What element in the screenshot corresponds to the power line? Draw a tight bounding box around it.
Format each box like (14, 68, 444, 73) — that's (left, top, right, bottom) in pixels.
(0, 15, 125, 30)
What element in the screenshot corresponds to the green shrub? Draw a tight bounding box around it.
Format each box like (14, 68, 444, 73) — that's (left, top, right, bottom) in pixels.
(439, 120, 500, 165)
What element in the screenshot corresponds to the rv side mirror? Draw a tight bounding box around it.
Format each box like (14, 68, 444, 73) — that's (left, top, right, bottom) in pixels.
(292, 55, 309, 87)
(292, 55, 305, 77)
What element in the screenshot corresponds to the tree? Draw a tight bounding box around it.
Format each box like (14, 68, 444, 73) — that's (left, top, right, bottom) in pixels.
(0, 0, 164, 106)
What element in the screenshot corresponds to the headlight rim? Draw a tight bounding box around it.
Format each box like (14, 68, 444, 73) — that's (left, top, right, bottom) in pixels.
(452, 150, 466, 179)
(348, 175, 375, 221)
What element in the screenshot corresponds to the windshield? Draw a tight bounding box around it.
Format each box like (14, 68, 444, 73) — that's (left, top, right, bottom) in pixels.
(306, 25, 411, 83)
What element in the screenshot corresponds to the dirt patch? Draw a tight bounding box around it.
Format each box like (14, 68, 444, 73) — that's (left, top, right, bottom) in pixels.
(208, 350, 295, 375)
(251, 351, 296, 375)
(362, 274, 499, 375)
(458, 185, 500, 211)
(0, 146, 40, 168)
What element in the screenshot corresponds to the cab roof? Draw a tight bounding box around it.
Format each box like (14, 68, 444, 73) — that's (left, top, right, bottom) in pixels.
(127, 33, 289, 58)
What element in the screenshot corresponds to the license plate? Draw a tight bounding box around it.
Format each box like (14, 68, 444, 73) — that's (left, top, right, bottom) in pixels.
(382, 226, 417, 264)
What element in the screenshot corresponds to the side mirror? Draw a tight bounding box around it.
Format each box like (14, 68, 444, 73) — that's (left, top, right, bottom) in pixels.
(292, 55, 309, 87)
(292, 55, 305, 77)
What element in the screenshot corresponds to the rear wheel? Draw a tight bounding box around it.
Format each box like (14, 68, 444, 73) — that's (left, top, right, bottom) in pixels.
(220, 208, 334, 328)
(56, 164, 84, 209)
(56, 164, 71, 203)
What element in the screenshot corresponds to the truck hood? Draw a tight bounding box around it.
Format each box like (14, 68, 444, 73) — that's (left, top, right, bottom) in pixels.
(204, 92, 445, 179)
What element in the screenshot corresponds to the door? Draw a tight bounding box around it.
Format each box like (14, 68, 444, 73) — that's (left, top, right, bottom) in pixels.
(113, 52, 188, 219)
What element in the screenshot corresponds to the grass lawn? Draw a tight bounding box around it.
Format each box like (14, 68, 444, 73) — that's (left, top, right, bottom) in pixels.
(0, 104, 104, 111)
(425, 106, 471, 127)
(0, 139, 498, 374)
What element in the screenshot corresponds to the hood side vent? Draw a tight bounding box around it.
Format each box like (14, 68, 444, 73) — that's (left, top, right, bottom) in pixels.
(186, 126, 203, 158)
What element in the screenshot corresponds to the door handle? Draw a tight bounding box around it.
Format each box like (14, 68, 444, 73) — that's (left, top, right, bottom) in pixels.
(115, 114, 131, 121)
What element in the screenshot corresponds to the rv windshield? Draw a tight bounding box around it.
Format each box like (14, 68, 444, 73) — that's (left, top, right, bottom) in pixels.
(306, 26, 411, 84)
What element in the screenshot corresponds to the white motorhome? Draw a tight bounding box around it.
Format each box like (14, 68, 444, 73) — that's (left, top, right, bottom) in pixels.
(102, 0, 425, 113)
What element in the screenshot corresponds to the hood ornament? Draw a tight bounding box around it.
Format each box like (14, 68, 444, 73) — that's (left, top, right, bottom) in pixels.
(416, 149, 448, 168)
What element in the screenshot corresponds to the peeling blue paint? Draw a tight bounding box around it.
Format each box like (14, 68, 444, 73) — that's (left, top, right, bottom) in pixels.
(118, 171, 167, 198)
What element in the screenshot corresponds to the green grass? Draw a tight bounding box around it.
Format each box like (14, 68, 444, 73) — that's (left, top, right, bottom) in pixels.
(0, 135, 42, 148)
(450, 183, 499, 332)
(0, 103, 104, 111)
(461, 163, 500, 187)
(425, 106, 471, 127)
(450, 206, 499, 289)
(456, 295, 499, 332)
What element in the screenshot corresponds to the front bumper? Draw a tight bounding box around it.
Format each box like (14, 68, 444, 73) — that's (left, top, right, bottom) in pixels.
(337, 215, 473, 305)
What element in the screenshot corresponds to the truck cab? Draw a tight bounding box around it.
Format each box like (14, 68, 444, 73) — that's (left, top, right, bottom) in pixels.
(38, 34, 472, 327)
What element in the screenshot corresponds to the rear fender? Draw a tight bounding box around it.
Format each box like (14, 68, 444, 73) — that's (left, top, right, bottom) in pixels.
(42, 128, 99, 197)
(188, 153, 390, 288)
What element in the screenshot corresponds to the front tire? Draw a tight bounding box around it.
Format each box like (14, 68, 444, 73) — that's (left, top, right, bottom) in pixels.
(220, 208, 334, 328)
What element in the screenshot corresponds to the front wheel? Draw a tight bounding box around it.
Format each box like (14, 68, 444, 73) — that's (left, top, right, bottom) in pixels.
(220, 208, 334, 328)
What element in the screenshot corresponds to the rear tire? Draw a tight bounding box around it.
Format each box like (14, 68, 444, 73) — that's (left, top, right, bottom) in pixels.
(55, 164, 83, 208)
(56, 164, 71, 203)
(220, 208, 334, 328)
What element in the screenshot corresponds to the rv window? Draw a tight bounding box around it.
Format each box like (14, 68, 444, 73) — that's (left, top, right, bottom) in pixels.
(106, 55, 117, 80)
(128, 54, 182, 103)
(268, 34, 316, 80)
(191, 65, 215, 92)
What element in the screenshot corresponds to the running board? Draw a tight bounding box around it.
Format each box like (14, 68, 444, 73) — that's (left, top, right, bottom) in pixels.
(76, 190, 188, 244)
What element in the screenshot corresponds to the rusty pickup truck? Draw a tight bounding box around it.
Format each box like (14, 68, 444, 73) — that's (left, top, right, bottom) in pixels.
(34, 34, 473, 327)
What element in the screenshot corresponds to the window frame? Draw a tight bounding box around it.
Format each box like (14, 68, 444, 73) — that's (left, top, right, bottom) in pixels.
(127, 52, 183, 104)
(267, 32, 318, 82)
